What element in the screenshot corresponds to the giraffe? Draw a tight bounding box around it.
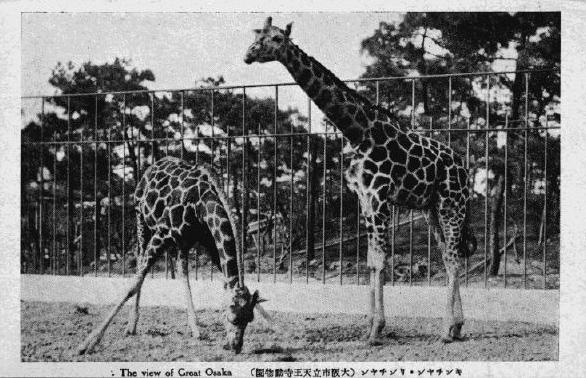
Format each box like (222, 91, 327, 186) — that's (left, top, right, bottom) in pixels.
(244, 17, 477, 344)
(77, 156, 266, 355)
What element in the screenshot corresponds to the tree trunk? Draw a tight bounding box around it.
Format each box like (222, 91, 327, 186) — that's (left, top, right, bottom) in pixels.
(232, 171, 240, 221)
(306, 136, 319, 261)
(488, 173, 506, 276)
(125, 137, 140, 182)
(67, 164, 76, 274)
(511, 33, 528, 122)
(94, 195, 102, 271)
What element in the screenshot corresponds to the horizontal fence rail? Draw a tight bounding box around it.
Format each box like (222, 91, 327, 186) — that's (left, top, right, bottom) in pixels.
(21, 69, 560, 289)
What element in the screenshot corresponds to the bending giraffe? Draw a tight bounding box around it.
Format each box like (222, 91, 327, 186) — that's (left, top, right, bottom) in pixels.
(77, 157, 267, 355)
(244, 17, 477, 344)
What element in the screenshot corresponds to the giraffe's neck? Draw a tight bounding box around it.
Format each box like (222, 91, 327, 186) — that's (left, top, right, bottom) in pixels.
(279, 41, 374, 146)
(200, 169, 244, 290)
(218, 234, 241, 290)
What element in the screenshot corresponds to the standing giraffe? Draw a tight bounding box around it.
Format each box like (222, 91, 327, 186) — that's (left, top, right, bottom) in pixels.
(244, 17, 476, 344)
(77, 157, 266, 355)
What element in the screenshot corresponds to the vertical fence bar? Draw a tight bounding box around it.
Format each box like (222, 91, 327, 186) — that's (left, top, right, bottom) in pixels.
(39, 98, 45, 274)
(226, 92, 232, 204)
(305, 98, 312, 284)
(209, 90, 214, 179)
(242, 88, 249, 283)
(339, 136, 344, 286)
(223, 94, 231, 276)
(411, 79, 416, 126)
(257, 119, 262, 283)
(150, 94, 155, 279)
(94, 96, 98, 276)
(79, 104, 84, 276)
(448, 77, 452, 145)
(322, 122, 327, 285)
(163, 93, 169, 279)
(180, 91, 185, 160)
(107, 96, 112, 278)
(483, 75, 490, 287)
(523, 73, 529, 289)
(195, 92, 200, 165)
(178, 91, 185, 280)
(66, 97, 71, 276)
(201, 91, 213, 281)
(274, 86, 279, 283)
(164, 94, 170, 157)
(122, 94, 126, 277)
(150, 93, 162, 278)
(543, 116, 548, 289)
(289, 100, 294, 285)
(390, 206, 395, 285)
(52, 119, 57, 275)
(427, 118, 432, 286)
(410, 79, 416, 285)
(465, 117, 470, 287)
(503, 114, 508, 288)
(136, 95, 141, 185)
(409, 210, 413, 286)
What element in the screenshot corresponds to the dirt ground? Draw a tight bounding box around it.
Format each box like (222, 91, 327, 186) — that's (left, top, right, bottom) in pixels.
(21, 301, 557, 362)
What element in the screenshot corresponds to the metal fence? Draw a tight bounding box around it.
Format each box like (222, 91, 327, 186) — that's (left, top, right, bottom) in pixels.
(21, 69, 560, 289)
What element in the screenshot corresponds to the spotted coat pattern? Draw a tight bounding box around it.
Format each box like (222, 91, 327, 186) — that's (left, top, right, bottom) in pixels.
(245, 17, 477, 343)
(77, 157, 260, 355)
(134, 157, 242, 285)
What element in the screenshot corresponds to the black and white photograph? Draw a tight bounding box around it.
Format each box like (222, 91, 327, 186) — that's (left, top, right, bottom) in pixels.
(1, 1, 583, 377)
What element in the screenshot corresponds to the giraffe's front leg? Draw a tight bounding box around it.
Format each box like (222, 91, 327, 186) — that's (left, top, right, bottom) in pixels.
(77, 254, 153, 354)
(366, 236, 387, 345)
(124, 289, 141, 335)
(367, 270, 375, 330)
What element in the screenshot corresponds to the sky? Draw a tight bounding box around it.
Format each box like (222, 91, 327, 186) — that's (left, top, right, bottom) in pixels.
(21, 12, 405, 128)
(22, 13, 402, 94)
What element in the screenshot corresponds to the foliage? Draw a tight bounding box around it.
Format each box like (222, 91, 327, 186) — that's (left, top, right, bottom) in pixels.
(22, 12, 561, 278)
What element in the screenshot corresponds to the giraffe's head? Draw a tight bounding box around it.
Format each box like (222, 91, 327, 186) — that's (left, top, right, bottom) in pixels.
(223, 285, 264, 354)
(244, 16, 292, 64)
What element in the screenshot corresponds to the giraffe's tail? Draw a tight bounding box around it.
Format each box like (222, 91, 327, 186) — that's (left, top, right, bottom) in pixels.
(460, 208, 477, 258)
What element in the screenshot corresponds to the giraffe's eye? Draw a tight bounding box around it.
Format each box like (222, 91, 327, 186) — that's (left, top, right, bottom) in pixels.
(272, 36, 283, 43)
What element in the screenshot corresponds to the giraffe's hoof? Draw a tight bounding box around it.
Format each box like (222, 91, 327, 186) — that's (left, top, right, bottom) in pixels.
(76, 342, 94, 355)
(124, 328, 137, 336)
(367, 338, 385, 346)
(441, 322, 464, 343)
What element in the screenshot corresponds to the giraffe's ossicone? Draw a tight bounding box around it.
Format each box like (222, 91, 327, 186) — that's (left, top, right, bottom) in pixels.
(77, 157, 266, 355)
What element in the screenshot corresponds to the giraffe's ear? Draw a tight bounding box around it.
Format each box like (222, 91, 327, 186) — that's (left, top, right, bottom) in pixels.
(254, 304, 274, 324)
(263, 16, 272, 30)
(284, 22, 293, 37)
(251, 290, 268, 305)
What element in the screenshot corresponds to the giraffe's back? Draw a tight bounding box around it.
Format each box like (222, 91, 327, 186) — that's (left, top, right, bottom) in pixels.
(346, 121, 470, 212)
(134, 157, 229, 246)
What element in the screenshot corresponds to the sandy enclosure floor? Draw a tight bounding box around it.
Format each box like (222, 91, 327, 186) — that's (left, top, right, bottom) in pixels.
(21, 301, 557, 362)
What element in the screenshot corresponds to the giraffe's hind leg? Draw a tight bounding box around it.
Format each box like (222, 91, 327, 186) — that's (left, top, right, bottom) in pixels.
(77, 235, 160, 355)
(434, 205, 466, 343)
(177, 246, 201, 339)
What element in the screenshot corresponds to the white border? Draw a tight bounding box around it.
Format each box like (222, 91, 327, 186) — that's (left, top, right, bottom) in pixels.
(1, 1, 582, 377)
